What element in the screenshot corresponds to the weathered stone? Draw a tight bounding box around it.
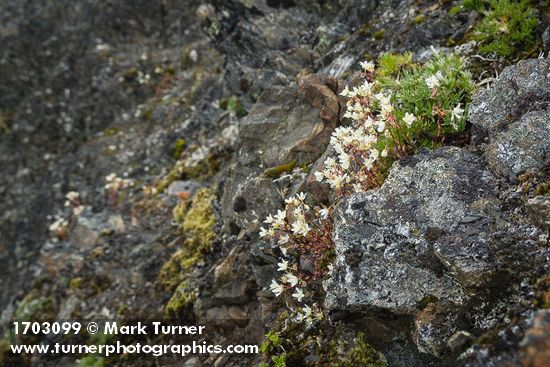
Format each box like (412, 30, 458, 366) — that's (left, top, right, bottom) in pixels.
(238, 84, 336, 167)
(167, 180, 202, 197)
(324, 146, 548, 360)
(484, 111, 550, 180)
(469, 57, 550, 181)
(526, 196, 550, 231)
(325, 147, 498, 316)
(297, 73, 343, 124)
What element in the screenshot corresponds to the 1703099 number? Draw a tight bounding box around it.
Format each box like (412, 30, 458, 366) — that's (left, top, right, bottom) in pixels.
(13, 321, 82, 335)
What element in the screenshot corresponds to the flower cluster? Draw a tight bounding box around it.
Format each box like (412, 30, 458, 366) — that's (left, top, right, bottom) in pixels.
(261, 192, 333, 325)
(49, 217, 69, 240)
(64, 191, 84, 216)
(316, 63, 405, 195)
(105, 173, 134, 206)
(316, 53, 473, 195)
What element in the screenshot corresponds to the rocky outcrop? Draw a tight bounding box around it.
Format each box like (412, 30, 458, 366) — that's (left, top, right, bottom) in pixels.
(469, 57, 550, 182)
(325, 145, 547, 361)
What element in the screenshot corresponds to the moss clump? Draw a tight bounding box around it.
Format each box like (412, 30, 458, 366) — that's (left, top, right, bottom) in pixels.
(374, 29, 385, 40)
(102, 127, 120, 137)
(69, 277, 85, 290)
(156, 152, 224, 193)
(376, 52, 413, 78)
(15, 291, 56, 322)
(260, 310, 386, 367)
(219, 96, 248, 118)
(172, 200, 191, 225)
(67, 275, 111, 295)
(413, 14, 426, 24)
(76, 356, 105, 367)
(164, 281, 197, 319)
(470, 0, 539, 57)
(263, 161, 297, 179)
(325, 333, 387, 367)
(172, 139, 187, 159)
(158, 188, 216, 291)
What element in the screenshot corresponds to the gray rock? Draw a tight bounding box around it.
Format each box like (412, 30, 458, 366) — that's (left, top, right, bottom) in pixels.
(324, 147, 547, 359)
(469, 57, 550, 180)
(484, 110, 550, 180)
(167, 180, 201, 196)
(526, 196, 550, 231)
(325, 147, 497, 315)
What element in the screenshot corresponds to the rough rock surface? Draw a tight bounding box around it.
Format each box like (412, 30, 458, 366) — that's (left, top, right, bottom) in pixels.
(325, 146, 548, 362)
(469, 57, 550, 181)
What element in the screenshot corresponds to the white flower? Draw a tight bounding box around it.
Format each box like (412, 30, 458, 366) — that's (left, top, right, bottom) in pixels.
(279, 235, 290, 245)
(327, 263, 335, 275)
(314, 170, 324, 182)
(285, 272, 299, 287)
(360, 60, 375, 73)
(264, 214, 274, 224)
(339, 85, 350, 97)
(105, 173, 116, 182)
(352, 183, 362, 193)
(381, 148, 388, 158)
(280, 246, 289, 256)
(259, 227, 273, 238)
(65, 191, 80, 201)
(291, 220, 310, 236)
(292, 288, 305, 302)
(269, 279, 284, 297)
(319, 208, 329, 219)
(277, 259, 289, 272)
(425, 74, 440, 89)
(403, 112, 416, 127)
(451, 103, 464, 123)
(296, 192, 307, 202)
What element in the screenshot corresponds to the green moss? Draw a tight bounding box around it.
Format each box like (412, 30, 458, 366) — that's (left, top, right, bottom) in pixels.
(172, 201, 190, 225)
(376, 52, 414, 78)
(220, 96, 248, 118)
(449, 6, 462, 15)
(158, 188, 216, 291)
(15, 291, 56, 322)
(413, 14, 426, 24)
(263, 161, 297, 179)
(374, 29, 385, 41)
(122, 67, 139, 80)
(470, 0, 539, 57)
(172, 139, 187, 159)
(77, 356, 105, 367)
(535, 181, 550, 195)
(67, 275, 111, 295)
(156, 152, 224, 193)
(77, 356, 104, 367)
(102, 127, 120, 137)
(69, 277, 85, 290)
(326, 332, 387, 367)
(165, 281, 197, 319)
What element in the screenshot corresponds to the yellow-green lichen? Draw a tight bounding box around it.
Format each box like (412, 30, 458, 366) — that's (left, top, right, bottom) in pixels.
(326, 332, 387, 367)
(165, 281, 197, 319)
(374, 29, 385, 41)
(263, 161, 297, 179)
(172, 139, 187, 159)
(158, 188, 216, 291)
